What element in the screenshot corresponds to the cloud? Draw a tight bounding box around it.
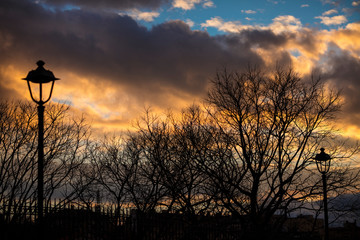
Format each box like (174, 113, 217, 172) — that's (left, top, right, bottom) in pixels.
(270, 15, 302, 34)
(322, 9, 338, 15)
(201, 15, 302, 34)
(185, 19, 195, 27)
(0, 65, 24, 101)
(121, 9, 160, 22)
(321, 0, 341, 6)
(201, 17, 243, 33)
(321, 50, 360, 126)
(315, 15, 347, 25)
(172, 0, 201, 10)
(327, 22, 360, 57)
(37, 0, 170, 10)
(0, 0, 264, 127)
(267, 0, 279, 4)
(353, 1, 360, 6)
(203, 1, 214, 8)
(301, 22, 360, 128)
(172, 0, 213, 10)
(1, 0, 360, 134)
(241, 10, 256, 14)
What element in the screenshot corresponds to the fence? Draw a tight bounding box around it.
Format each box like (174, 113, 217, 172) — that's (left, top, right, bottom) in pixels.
(0, 200, 246, 240)
(0, 199, 133, 223)
(0, 200, 325, 240)
(0, 200, 134, 240)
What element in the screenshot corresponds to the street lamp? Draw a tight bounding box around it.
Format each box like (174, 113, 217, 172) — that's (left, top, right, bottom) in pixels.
(315, 148, 331, 240)
(23, 60, 59, 223)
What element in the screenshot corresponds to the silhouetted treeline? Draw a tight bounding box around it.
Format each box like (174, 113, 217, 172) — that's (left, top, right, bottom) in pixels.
(1, 66, 359, 238)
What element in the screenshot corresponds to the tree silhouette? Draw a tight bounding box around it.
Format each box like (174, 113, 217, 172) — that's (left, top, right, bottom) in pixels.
(202, 66, 359, 236)
(0, 101, 90, 222)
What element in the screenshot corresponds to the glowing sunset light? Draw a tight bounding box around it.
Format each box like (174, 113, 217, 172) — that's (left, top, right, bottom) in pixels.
(0, 0, 359, 139)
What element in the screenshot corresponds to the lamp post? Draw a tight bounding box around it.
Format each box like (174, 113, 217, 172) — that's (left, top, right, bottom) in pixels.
(315, 148, 331, 240)
(23, 60, 59, 224)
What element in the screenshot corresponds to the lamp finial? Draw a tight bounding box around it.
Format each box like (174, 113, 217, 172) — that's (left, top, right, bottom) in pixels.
(36, 60, 45, 67)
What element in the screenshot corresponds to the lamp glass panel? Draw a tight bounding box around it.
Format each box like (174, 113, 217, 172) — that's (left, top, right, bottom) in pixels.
(316, 159, 331, 173)
(28, 81, 53, 103)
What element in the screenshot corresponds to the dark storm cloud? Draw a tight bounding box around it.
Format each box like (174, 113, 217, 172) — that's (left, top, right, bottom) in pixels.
(236, 29, 288, 48)
(320, 48, 360, 126)
(241, 28, 323, 58)
(293, 29, 321, 54)
(37, 0, 170, 10)
(0, 0, 266, 106)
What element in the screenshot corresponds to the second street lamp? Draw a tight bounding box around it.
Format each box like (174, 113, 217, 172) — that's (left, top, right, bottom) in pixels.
(23, 60, 59, 223)
(315, 148, 331, 240)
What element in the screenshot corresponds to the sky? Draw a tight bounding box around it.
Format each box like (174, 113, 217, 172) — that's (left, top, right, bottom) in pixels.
(0, 0, 359, 136)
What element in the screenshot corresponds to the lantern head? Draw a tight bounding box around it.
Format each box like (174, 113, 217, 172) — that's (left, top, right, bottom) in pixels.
(22, 60, 59, 104)
(315, 148, 331, 174)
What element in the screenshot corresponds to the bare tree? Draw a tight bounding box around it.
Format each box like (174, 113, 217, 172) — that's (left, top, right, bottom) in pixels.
(125, 108, 217, 215)
(203, 66, 359, 236)
(125, 111, 171, 213)
(43, 103, 91, 206)
(69, 161, 98, 208)
(166, 106, 215, 215)
(0, 100, 90, 222)
(86, 134, 136, 218)
(0, 101, 38, 222)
